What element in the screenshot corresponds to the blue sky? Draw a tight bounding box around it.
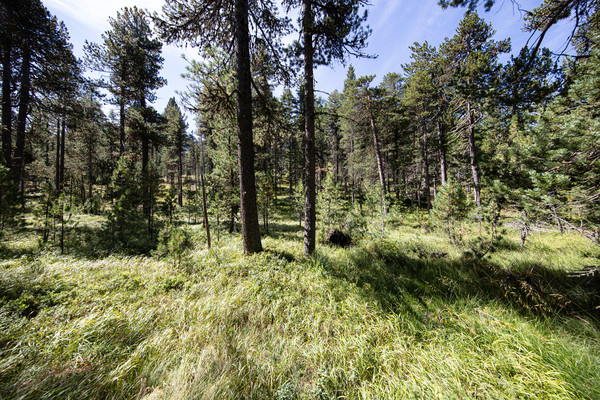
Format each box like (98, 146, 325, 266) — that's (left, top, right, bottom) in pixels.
(44, 0, 572, 134)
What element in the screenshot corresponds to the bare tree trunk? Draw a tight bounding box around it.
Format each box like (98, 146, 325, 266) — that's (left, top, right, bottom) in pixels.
(55, 118, 61, 194)
(235, 0, 262, 254)
(119, 92, 125, 156)
(59, 118, 66, 194)
(332, 124, 340, 184)
(436, 111, 447, 186)
(13, 48, 31, 188)
(289, 134, 294, 195)
(422, 125, 431, 210)
(551, 205, 564, 233)
(178, 130, 183, 206)
(520, 210, 529, 247)
(368, 98, 386, 193)
(466, 100, 481, 206)
(138, 97, 152, 223)
(44, 126, 50, 167)
(200, 159, 211, 249)
(1, 42, 12, 168)
(87, 141, 93, 199)
(303, 0, 316, 256)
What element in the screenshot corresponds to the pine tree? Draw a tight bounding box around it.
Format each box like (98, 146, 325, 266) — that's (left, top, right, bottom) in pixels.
(516, 42, 600, 244)
(441, 12, 509, 206)
(162, 98, 189, 206)
(85, 7, 165, 160)
(156, 0, 288, 254)
(1, 0, 80, 190)
(282, 0, 371, 256)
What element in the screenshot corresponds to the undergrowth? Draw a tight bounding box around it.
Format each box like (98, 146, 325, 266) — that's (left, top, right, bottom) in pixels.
(0, 213, 599, 399)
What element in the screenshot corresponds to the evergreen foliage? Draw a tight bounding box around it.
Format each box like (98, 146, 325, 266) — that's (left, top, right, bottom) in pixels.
(431, 180, 470, 244)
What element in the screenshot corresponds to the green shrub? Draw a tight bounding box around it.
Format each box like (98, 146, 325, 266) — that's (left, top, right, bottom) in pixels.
(431, 180, 470, 244)
(157, 222, 193, 268)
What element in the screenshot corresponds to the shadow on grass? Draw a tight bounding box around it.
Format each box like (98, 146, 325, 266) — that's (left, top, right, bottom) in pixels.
(261, 221, 303, 241)
(315, 239, 600, 324)
(264, 248, 296, 262)
(0, 242, 38, 260)
(0, 307, 156, 400)
(34, 222, 159, 259)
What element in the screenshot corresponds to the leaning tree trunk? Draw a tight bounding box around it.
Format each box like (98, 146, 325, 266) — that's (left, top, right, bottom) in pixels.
(1, 42, 12, 168)
(13, 47, 31, 188)
(466, 99, 481, 207)
(235, 0, 262, 254)
(368, 97, 386, 194)
(303, 0, 316, 256)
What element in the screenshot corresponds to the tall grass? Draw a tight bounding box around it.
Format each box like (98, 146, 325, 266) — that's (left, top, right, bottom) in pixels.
(0, 214, 599, 399)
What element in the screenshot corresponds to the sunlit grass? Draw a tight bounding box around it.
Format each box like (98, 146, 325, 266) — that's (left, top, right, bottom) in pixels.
(0, 211, 599, 399)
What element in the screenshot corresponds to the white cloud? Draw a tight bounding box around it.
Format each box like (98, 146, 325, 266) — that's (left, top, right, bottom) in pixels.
(45, 0, 164, 32)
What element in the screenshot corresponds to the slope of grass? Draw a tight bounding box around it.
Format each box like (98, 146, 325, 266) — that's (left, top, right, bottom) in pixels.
(0, 215, 599, 399)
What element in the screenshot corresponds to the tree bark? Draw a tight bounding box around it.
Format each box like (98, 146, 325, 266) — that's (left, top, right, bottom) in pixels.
(200, 142, 211, 248)
(139, 97, 152, 220)
(332, 125, 340, 184)
(1, 42, 12, 168)
(422, 124, 431, 210)
(303, 0, 316, 256)
(235, 0, 262, 254)
(368, 97, 386, 193)
(55, 118, 61, 194)
(13, 47, 31, 187)
(119, 91, 126, 156)
(59, 118, 66, 194)
(436, 111, 447, 186)
(200, 164, 211, 248)
(178, 131, 183, 206)
(289, 134, 295, 194)
(87, 135, 94, 199)
(466, 99, 481, 206)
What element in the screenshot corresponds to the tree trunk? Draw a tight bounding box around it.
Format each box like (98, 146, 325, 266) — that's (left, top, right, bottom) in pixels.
(466, 100, 481, 206)
(200, 161, 211, 248)
(1, 41, 12, 168)
(55, 118, 61, 194)
(436, 111, 447, 186)
(303, 0, 316, 256)
(289, 134, 295, 194)
(178, 133, 183, 206)
(87, 139, 94, 199)
(332, 125, 340, 184)
(235, 0, 262, 254)
(368, 97, 386, 193)
(422, 124, 431, 210)
(13, 47, 31, 187)
(59, 118, 66, 194)
(552, 205, 564, 233)
(139, 97, 152, 220)
(119, 93, 125, 156)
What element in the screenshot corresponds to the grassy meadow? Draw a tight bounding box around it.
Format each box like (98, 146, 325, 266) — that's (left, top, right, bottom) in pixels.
(1, 206, 599, 399)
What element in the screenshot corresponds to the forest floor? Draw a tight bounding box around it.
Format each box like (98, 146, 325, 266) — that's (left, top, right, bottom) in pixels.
(1, 208, 599, 399)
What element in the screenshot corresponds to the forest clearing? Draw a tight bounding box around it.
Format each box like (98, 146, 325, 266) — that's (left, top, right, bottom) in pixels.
(1, 203, 599, 399)
(2, 0, 600, 398)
